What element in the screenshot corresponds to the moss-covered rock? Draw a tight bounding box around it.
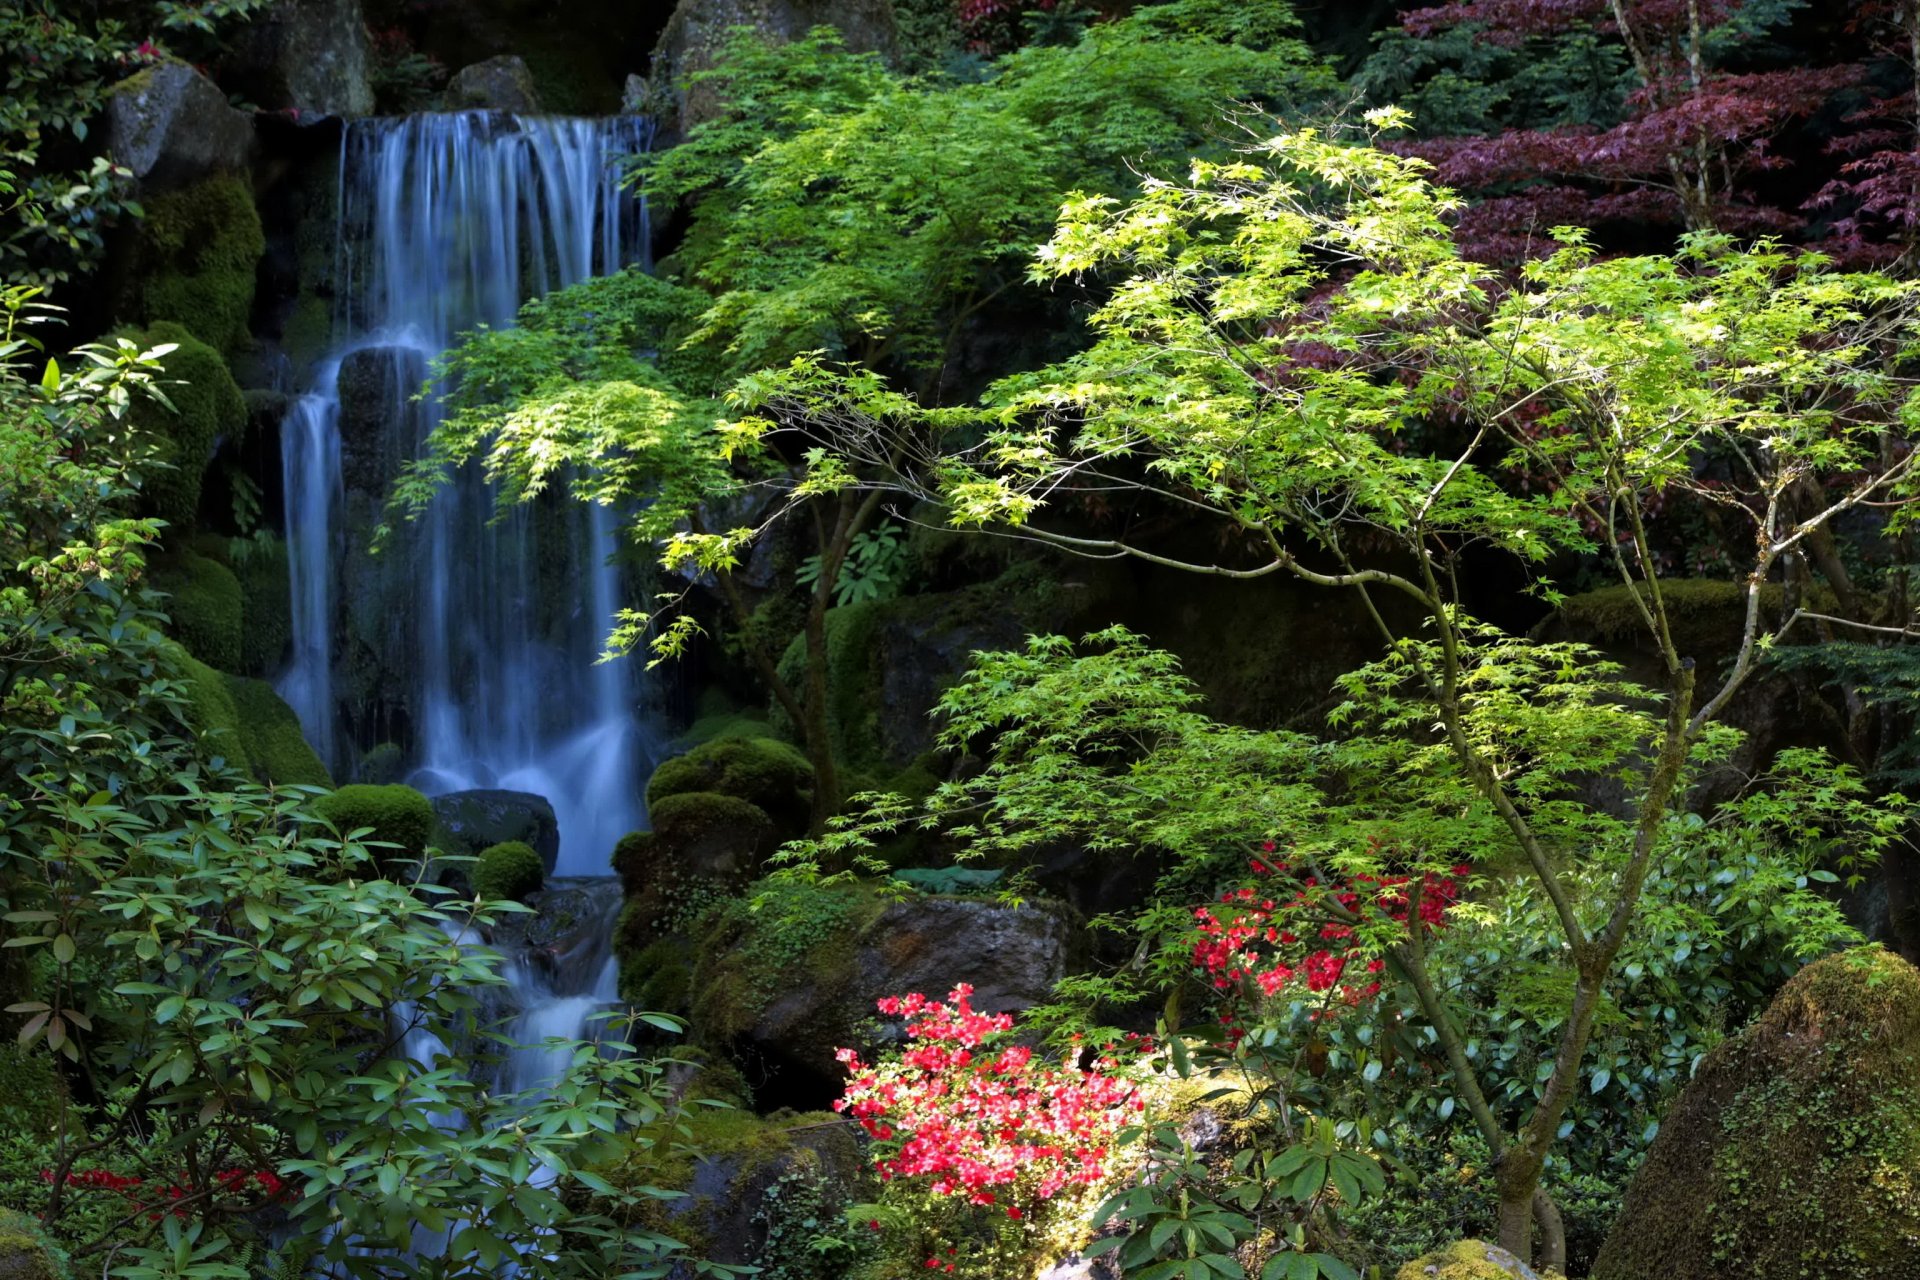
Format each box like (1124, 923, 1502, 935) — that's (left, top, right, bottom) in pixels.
(223, 675, 332, 787)
(1553, 578, 1798, 660)
(125, 174, 264, 355)
(473, 840, 544, 903)
(106, 62, 254, 189)
(0, 1208, 70, 1280)
(614, 793, 776, 894)
(0, 1040, 64, 1135)
(124, 324, 247, 532)
(646, 735, 813, 837)
(169, 644, 252, 772)
(151, 547, 243, 672)
(1591, 946, 1920, 1280)
(1395, 1240, 1540, 1280)
(430, 789, 560, 872)
(231, 536, 292, 676)
(353, 742, 404, 785)
(622, 935, 695, 1016)
(313, 784, 436, 866)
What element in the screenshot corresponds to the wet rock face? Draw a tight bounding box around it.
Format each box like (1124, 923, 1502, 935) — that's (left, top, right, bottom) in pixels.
(334, 344, 425, 495)
(650, 0, 898, 131)
(432, 788, 562, 872)
(108, 64, 256, 190)
(446, 55, 543, 112)
(228, 0, 376, 118)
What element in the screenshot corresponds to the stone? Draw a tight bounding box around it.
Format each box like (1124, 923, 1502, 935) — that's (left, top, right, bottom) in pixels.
(1396, 1241, 1540, 1280)
(228, 0, 375, 118)
(0, 1208, 65, 1280)
(334, 344, 425, 495)
(447, 55, 544, 113)
(431, 789, 561, 873)
(650, 0, 899, 131)
(108, 63, 255, 190)
(1590, 947, 1920, 1280)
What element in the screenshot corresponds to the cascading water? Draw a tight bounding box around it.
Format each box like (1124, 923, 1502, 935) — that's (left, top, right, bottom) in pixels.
(277, 111, 664, 877)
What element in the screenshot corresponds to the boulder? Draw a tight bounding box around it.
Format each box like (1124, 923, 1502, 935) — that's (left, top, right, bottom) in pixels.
(0, 1208, 67, 1280)
(431, 788, 562, 872)
(334, 344, 425, 494)
(228, 0, 375, 118)
(446, 55, 543, 113)
(694, 884, 1073, 1099)
(650, 0, 898, 131)
(1396, 1241, 1540, 1280)
(1591, 947, 1920, 1280)
(108, 63, 255, 190)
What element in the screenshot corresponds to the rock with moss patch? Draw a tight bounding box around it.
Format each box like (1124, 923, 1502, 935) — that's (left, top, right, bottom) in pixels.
(431, 789, 560, 872)
(224, 675, 332, 786)
(108, 63, 255, 189)
(0, 1209, 70, 1280)
(124, 324, 247, 531)
(446, 55, 543, 112)
(335, 344, 423, 494)
(354, 742, 404, 784)
(615, 793, 775, 893)
(1396, 1240, 1539, 1280)
(313, 783, 436, 867)
(646, 735, 812, 837)
(227, 0, 375, 117)
(1591, 946, 1920, 1280)
(473, 840, 544, 903)
(125, 174, 264, 354)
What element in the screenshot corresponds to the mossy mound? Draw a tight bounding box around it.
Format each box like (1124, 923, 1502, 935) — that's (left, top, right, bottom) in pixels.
(646, 735, 813, 836)
(169, 644, 252, 773)
(152, 546, 243, 672)
(123, 323, 246, 532)
(1395, 1240, 1540, 1280)
(223, 675, 331, 787)
(473, 840, 544, 903)
(0, 1208, 71, 1280)
(1591, 946, 1920, 1280)
(613, 793, 776, 894)
(126, 173, 264, 354)
(313, 784, 437, 868)
(353, 742, 405, 785)
(621, 935, 695, 1017)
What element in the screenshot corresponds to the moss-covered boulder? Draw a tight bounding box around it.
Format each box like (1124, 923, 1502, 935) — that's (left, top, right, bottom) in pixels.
(0, 1040, 65, 1135)
(474, 840, 544, 903)
(615, 793, 776, 894)
(1591, 947, 1920, 1280)
(125, 324, 247, 532)
(313, 784, 436, 866)
(446, 55, 542, 111)
(223, 675, 331, 787)
(646, 735, 813, 837)
(1395, 1241, 1540, 1280)
(152, 547, 243, 672)
(430, 789, 560, 872)
(0, 1208, 70, 1280)
(125, 174, 264, 355)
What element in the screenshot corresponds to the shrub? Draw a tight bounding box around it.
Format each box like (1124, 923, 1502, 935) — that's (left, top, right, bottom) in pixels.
(473, 840, 544, 903)
(311, 784, 436, 866)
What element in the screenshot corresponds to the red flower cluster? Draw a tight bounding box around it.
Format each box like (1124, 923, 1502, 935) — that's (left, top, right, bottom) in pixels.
(44, 1165, 284, 1218)
(835, 985, 1143, 1218)
(1191, 845, 1469, 1018)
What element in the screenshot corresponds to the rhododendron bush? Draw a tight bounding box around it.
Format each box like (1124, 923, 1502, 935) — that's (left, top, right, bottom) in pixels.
(835, 986, 1143, 1275)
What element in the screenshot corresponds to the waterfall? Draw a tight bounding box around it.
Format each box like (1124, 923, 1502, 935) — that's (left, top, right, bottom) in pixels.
(277, 111, 662, 876)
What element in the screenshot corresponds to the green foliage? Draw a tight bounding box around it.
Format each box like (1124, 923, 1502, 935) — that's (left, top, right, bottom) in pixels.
(311, 783, 437, 867)
(637, 8, 1333, 381)
(126, 173, 264, 354)
(150, 545, 242, 669)
(797, 522, 908, 606)
(121, 321, 246, 532)
(473, 839, 544, 903)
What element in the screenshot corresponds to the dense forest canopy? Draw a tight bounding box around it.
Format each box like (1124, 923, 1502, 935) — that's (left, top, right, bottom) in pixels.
(7, 2, 1920, 1279)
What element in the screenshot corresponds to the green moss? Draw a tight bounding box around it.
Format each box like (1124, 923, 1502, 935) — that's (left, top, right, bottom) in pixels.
(128, 174, 264, 354)
(1393, 1240, 1533, 1280)
(682, 709, 777, 745)
(646, 736, 813, 833)
(123, 324, 247, 534)
(623, 936, 694, 1016)
(232, 535, 292, 676)
(354, 742, 404, 785)
(0, 1208, 69, 1280)
(473, 840, 544, 903)
(690, 878, 882, 1041)
(1593, 947, 1920, 1280)
(151, 546, 243, 672)
(0, 1041, 63, 1135)
(1556, 579, 1803, 659)
(280, 294, 334, 377)
(222, 675, 331, 787)
(313, 784, 437, 867)
(168, 643, 252, 773)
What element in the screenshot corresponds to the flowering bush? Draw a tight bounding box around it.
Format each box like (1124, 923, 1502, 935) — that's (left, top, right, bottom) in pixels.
(43, 1164, 284, 1220)
(836, 985, 1142, 1214)
(1189, 846, 1468, 1028)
